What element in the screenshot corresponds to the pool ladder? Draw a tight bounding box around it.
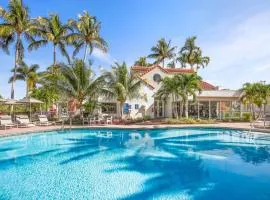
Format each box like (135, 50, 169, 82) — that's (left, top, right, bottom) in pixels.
(60, 117, 72, 131)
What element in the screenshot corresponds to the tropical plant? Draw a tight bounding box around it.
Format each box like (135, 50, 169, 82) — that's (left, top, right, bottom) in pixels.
(156, 75, 181, 119)
(30, 86, 59, 111)
(134, 56, 151, 67)
(156, 73, 202, 118)
(9, 61, 40, 97)
(241, 82, 270, 119)
(0, 0, 37, 98)
(28, 14, 72, 66)
(67, 11, 108, 62)
(177, 36, 210, 71)
(167, 60, 176, 68)
(148, 38, 176, 67)
(57, 59, 105, 116)
(103, 62, 142, 118)
(178, 73, 202, 118)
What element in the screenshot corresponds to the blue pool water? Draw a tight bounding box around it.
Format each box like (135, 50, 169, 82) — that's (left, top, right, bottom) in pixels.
(0, 128, 270, 200)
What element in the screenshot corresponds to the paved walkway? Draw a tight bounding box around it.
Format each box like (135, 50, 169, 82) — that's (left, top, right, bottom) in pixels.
(0, 122, 269, 138)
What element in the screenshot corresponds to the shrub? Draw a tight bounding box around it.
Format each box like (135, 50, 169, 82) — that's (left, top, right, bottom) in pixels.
(165, 118, 216, 124)
(242, 112, 251, 122)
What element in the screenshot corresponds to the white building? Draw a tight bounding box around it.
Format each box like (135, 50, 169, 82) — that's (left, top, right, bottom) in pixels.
(99, 65, 252, 119)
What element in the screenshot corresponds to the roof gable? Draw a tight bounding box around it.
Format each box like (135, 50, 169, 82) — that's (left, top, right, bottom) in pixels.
(131, 65, 194, 76)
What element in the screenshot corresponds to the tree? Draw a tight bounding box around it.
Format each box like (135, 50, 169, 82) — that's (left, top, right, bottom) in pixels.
(67, 11, 108, 63)
(167, 60, 176, 68)
(0, 0, 37, 99)
(177, 36, 210, 71)
(134, 57, 151, 67)
(30, 86, 58, 111)
(28, 14, 72, 66)
(103, 62, 142, 118)
(156, 73, 202, 119)
(156, 76, 182, 119)
(9, 61, 40, 97)
(241, 82, 270, 119)
(148, 38, 176, 68)
(57, 59, 105, 117)
(178, 73, 202, 118)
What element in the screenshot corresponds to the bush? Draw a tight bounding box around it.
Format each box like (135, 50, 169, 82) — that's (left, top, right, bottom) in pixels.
(242, 112, 251, 122)
(143, 115, 151, 121)
(165, 118, 216, 124)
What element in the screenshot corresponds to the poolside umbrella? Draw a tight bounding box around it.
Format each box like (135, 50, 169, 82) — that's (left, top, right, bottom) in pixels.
(2, 99, 21, 116)
(18, 97, 43, 121)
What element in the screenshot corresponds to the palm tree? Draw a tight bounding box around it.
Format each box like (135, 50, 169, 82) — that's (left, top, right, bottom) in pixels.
(9, 61, 40, 97)
(28, 14, 72, 66)
(148, 38, 176, 68)
(134, 57, 151, 67)
(0, 0, 37, 99)
(167, 60, 176, 68)
(178, 36, 210, 71)
(156, 76, 181, 119)
(103, 62, 142, 118)
(177, 73, 202, 118)
(67, 11, 108, 62)
(58, 59, 105, 116)
(241, 82, 270, 119)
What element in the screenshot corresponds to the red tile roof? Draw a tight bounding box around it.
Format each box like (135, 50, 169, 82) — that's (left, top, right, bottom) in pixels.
(131, 65, 195, 75)
(132, 65, 217, 91)
(166, 68, 194, 73)
(200, 81, 218, 90)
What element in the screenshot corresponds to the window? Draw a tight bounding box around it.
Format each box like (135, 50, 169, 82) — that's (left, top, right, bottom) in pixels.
(101, 103, 117, 114)
(135, 104, 139, 109)
(153, 73, 161, 83)
(123, 103, 130, 114)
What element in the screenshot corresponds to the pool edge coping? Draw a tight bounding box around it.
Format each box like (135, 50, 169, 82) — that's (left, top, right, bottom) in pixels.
(0, 123, 269, 139)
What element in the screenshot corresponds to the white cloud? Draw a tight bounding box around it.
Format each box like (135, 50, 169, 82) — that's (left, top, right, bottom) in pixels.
(199, 11, 270, 88)
(92, 49, 116, 65)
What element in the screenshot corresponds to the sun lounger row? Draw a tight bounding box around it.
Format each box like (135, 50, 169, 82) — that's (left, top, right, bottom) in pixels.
(83, 115, 113, 125)
(0, 115, 55, 130)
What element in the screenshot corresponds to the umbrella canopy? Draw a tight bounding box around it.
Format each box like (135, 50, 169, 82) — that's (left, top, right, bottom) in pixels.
(2, 99, 20, 105)
(17, 97, 43, 121)
(18, 97, 44, 104)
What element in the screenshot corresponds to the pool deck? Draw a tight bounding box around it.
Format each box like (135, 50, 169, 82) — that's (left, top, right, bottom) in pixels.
(0, 122, 269, 138)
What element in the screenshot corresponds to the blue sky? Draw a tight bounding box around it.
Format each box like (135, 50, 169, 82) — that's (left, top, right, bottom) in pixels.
(0, 0, 270, 98)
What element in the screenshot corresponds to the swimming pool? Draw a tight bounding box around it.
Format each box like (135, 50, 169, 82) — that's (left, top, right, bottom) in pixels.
(0, 128, 270, 200)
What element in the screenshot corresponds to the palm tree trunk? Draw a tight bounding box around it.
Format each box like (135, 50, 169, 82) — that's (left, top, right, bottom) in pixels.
(83, 44, 88, 63)
(173, 94, 178, 119)
(180, 103, 183, 118)
(26, 81, 29, 97)
(185, 99, 189, 118)
(162, 59, 165, 68)
(11, 36, 21, 99)
(53, 44, 56, 66)
(120, 102, 124, 119)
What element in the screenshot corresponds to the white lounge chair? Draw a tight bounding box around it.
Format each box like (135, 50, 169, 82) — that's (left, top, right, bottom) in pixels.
(82, 115, 95, 126)
(106, 116, 113, 125)
(16, 115, 35, 128)
(95, 115, 104, 124)
(0, 115, 17, 130)
(37, 115, 55, 126)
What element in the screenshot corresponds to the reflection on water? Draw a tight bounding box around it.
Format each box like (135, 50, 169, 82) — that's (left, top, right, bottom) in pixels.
(0, 128, 270, 200)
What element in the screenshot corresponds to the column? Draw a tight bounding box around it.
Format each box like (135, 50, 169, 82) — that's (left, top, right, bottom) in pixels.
(197, 101, 200, 119)
(230, 101, 233, 120)
(209, 100, 211, 119)
(240, 102, 242, 119)
(219, 101, 222, 120)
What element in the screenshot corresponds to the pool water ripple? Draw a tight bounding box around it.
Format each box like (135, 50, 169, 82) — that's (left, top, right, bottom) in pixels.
(0, 128, 270, 200)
